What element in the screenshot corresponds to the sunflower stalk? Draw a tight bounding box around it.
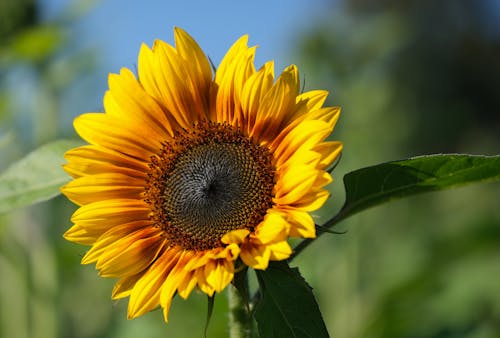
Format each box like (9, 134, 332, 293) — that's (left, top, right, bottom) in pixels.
(229, 269, 254, 338)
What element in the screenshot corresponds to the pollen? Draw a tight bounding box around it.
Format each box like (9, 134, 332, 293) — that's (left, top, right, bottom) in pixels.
(145, 121, 276, 251)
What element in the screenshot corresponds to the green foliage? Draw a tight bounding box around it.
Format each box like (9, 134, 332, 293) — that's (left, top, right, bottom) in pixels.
(10, 25, 65, 62)
(364, 218, 500, 337)
(0, 0, 36, 41)
(0, 139, 82, 214)
(254, 261, 329, 338)
(330, 154, 500, 226)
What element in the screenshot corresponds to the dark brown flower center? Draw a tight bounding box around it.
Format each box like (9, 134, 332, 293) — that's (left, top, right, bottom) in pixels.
(145, 121, 275, 251)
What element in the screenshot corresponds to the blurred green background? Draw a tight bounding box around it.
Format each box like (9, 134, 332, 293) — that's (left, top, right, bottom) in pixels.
(1, 0, 499, 337)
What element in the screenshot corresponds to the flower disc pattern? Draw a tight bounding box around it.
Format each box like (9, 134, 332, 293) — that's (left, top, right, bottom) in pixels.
(145, 121, 275, 251)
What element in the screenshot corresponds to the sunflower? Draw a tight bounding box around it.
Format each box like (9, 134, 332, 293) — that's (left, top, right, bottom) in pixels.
(62, 27, 342, 322)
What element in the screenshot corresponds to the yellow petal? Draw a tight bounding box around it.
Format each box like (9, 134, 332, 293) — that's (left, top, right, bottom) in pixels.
(269, 107, 340, 157)
(63, 224, 99, 245)
(313, 141, 343, 170)
(240, 61, 274, 131)
(112, 273, 143, 300)
(177, 271, 198, 299)
(182, 251, 212, 271)
(249, 65, 299, 143)
(278, 148, 321, 174)
(296, 90, 329, 111)
(215, 35, 250, 85)
(274, 165, 320, 205)
(272, 120, 332, 166)
(61, 173, 145, 206)
(137, 43, 162, 108)
(63, 145, 148, 179)
(158, 41, 197, 124)
(106, 68, 175, 138)
(139, 40, 201, 129)
(71, 199, 149, 232)
(74, 113, 157, 160)
(316, 106, 341, 128)
(281, 209, 316, 238)
(127, 248, 180, 319)
(240, 242, 271, 270)
(313, 171, 333, 190)
(290, 189, 330, 212)
(215, 36, 256, 123)
(205, 259, 234, 293)
(271, 65, 301, 126)
(81, 220, 152, 264)
(221, 229, 250, 244)
(96, 232, 165, 278)
(213, 243, 241, 260)
(174, 27, 212, 99)
(195, 267, 215, 297)
(268, 241, 293, 261)
(253, 213, 289, 244)
(159, 250, 195, 322)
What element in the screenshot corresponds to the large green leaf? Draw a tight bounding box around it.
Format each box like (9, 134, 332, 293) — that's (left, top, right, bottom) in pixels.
(254, 261, 329, 338)
(0, 139, 83, 213)
(328, 154, 500, 226)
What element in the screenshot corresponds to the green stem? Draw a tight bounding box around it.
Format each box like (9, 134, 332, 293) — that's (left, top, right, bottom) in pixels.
(228, 269, 253, 338)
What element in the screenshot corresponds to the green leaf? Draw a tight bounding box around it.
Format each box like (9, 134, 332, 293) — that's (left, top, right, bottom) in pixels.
(0, 139, 83, 213)
(254, 261, 329, 338)
(331, 154, 500, 225)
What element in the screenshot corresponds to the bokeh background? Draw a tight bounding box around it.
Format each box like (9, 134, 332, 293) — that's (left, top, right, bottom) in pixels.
(1, 0, 499, 337)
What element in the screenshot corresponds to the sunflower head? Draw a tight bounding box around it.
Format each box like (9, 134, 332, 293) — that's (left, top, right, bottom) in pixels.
(61, 27, 342, 322)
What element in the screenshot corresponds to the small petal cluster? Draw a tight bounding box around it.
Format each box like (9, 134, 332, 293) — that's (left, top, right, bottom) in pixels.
(61, 27, 342, 322)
